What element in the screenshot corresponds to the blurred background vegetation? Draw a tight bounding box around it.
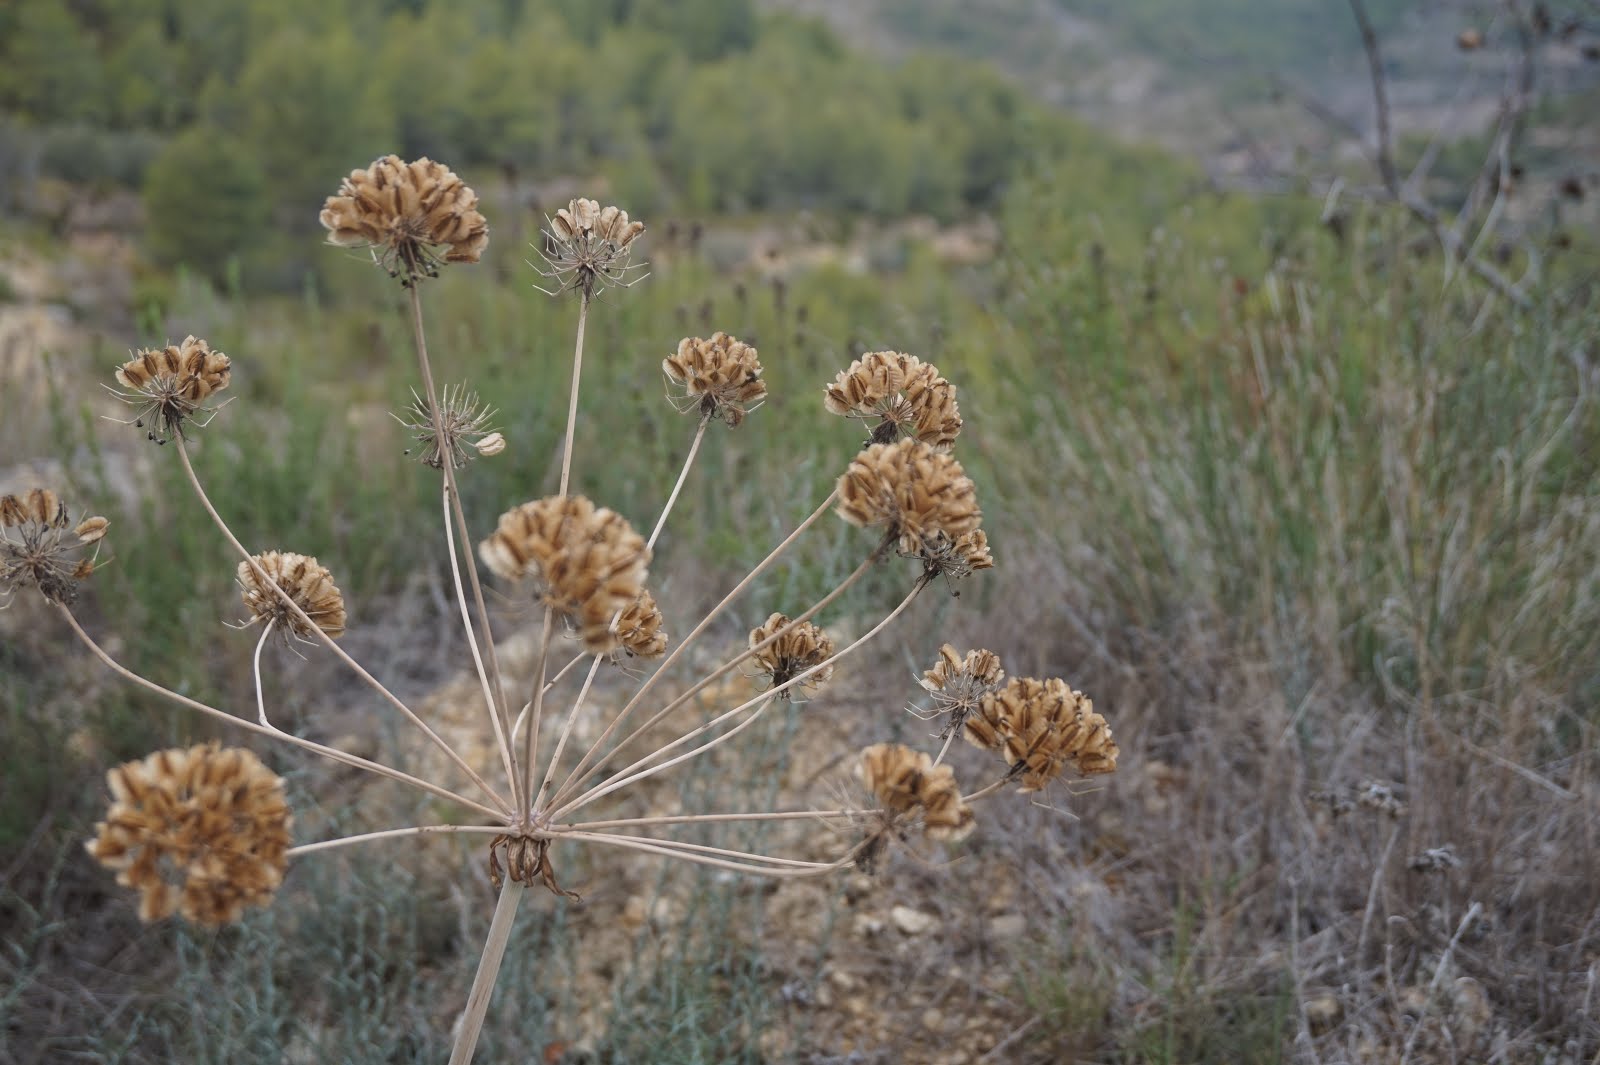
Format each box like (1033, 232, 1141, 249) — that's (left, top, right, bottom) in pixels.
(2, 0, 1599, 1062)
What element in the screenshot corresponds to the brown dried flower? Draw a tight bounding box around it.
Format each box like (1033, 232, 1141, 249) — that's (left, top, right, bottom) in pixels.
(319, 155, 488, 285)
(111, 336, 232, 443)
(85, 742, 292, 926)
(396, 383, 499, 469)
(615, 589, 668, 660)
(662, 333, 767, 426)
(536, 197, 646, 297)
(918, 644, 1005, 738)
(237, 551, 348, 641)
(967, 677, 1118, 791)
(824, 351, 962, 450)
(1, 488, 108, 605)
(479, 496, 650, 654)
(836, 440, 981, 558)
(918, 527, 995, 582)
(859, 743, 974, 841)
(749, 612, 835, 699)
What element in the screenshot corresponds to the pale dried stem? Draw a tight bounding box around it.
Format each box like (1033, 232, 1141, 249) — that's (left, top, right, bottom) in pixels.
(569, 831, 839, 869)
(568, 809, 851, 830)
(931, 728, 958, 768)
(550, 547, 872, 811)
(558, 294, 590, 497)
(448, 879, 525, 1065)
(289, 824, 508, 858)
(534, 653, 604, 811)
(408, 284, 521, 813)
(510, 650, 589, 744)
(554, 578, 926, 820)
(519, 609, 555, 824)
(176, 442, 511, 816)
(443, 480, 520, 810)
(58, 605, 504, 819)
(252, 620, 274, 729)
(961, 777, 1012, 804)
(561, 830, 868, 879)
(648, 414, 711, 551)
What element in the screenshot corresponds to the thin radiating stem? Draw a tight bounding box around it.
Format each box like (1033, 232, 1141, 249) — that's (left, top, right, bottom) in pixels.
(549, 545, 873, 811)
(448, 880, 525, 1065)
(565, 809, 851, 831)
(176, 442, 511, 816)
(570, 831, 838, 869)
(252, 621, 274, 729)
(547, 489, 840, 808)
(647, 414, 710, 551)
(931, 729, 958, 768)
(961, 778, 1012, 804)
(58, 605, 504, 820)
(533, 653, 603, 811)
(555, 578, 926, 820)
(510, 650, 588, 744)
(560, 831, 867, 880)
(408, 284, 519, 814)
(558, 294, 590, 496)
(289, 824, 507, 858)
(443, 480, 520, 812)
(519, 609, 555, 823)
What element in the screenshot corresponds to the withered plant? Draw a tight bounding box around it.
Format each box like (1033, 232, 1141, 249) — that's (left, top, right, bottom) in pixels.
(18, 155, 1120, 1063)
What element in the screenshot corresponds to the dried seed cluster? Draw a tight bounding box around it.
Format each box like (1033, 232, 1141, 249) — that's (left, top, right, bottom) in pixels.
(320, 155, 488, 284)
(918, 527, 994, 581)
(1, 488, 108, 605)
(662, 333, 767, 427)
(965, 677, 1118, 791)
(616, 589, 668, 659)
(538, 197, 646, 297)
(397, 383, 501, 469)
(85, 743, 292, 926)
(825, 351, 962, 450)
(918, 643, 1006, 737)
(112, 336, 232, 443)
(859, 743, 974, 841)
(479, 495, 650, 654)
(748, 612, 835, 699)
(237, 551, 348, 641)
(837, 439, 982, 558)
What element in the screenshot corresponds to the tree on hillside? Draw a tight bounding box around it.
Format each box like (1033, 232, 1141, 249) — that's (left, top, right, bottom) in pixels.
(143, 127, 270, 283)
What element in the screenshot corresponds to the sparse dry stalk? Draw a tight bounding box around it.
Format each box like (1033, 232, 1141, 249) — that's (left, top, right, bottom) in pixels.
(44, 154, 1119, 1065)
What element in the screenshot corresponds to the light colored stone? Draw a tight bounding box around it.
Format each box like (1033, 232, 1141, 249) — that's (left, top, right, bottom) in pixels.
(987, 914, 1026, 940)
(891, 905, 937, 935)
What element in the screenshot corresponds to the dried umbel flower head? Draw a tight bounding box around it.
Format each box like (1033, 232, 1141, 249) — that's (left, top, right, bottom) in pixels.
(0, 488, 109, 605)
(111, 336, 232, 443)
(836, 440, 981, 558)
(662, 333, 767, 427)
(749, 612, 835, 699)
(237, 551, 348, 641)
(319, 155, 488, 285)
(479, 496, 650, 654)
(858, 743, 974, 842)
(396, 384, 500, 469)
(967, 677, 1118, 791)
(85, 743, 292, 926)
(615, 589, 668, 659)
(918, 527, 994, 583)
(918, 644, 1005, 737)
(536, 197, 646, 298)
(824, 351, 962, 450)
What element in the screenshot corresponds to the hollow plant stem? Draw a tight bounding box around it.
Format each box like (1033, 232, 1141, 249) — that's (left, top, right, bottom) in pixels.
(548, 489, 840, 806)
(558, 294, 590, 496)
(58, 605, 504, 820)
(647, 414, 711, 551)
(447, 879, 525, 1065)
(288, 824, 508, 858)
(176, 442, 511, 816)
(252, 621, 274, 729)
(549, 545, 871, 811)
(407, 284, 520, 814)
(443, 480, 521, 812)
(533, 653, 603, 811)
(555, 578, 927, 820)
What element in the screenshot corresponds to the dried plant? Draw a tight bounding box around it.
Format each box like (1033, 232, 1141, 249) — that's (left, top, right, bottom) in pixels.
(29, 153, 1119, 1064)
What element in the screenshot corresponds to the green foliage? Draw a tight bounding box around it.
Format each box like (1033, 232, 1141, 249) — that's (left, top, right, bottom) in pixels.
(143, 127, 270, 281)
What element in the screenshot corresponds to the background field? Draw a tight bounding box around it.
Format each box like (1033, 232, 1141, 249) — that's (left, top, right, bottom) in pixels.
(2, 1, 1599, 1062)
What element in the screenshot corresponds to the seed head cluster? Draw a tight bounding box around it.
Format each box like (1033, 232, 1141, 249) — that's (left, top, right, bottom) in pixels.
(85, 743, 292, 926)
(748, 612, 835, 699)
(479, 495, 650, 654)
(965, 676, 1118, 791)
(825, 351, 962, 450)
(859, 742, 974, 841)
(538, 197, 646, 297)
(319, 155, 488, 285)
(112, 336, 232, 443)
(836, 439, 982, 559)
(397, 384, 500, 469)
(662, 333, 767, 427)
(918, 643, 1006, 737)
(237, 551, 348, 641)
(1, 488, 108, 606)
(615, 589, 668, 660)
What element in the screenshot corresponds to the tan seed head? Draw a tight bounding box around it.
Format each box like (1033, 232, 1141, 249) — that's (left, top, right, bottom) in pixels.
(858, 742, 974, 841)
(836, 440, 981, 558)
(237, 551, 348, 641)
(749, 612, 835, 699)
(320, 155, 488, 285)
(825, 351, 962, 450)
(662, 333, 767, 427)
